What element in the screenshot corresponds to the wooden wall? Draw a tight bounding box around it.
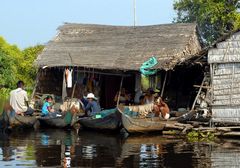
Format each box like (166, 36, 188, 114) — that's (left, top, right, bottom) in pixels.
(208, 31, 240, 123)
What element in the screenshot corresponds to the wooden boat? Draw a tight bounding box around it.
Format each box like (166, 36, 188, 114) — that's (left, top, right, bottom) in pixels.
(38, 112, 80, 128)
(1, 110, 39, 130)
(79, 108, 121, 131)
(118, 105, 177, 133)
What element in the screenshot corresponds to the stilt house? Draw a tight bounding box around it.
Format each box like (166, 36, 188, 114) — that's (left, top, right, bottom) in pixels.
(35, 23, 204, 110)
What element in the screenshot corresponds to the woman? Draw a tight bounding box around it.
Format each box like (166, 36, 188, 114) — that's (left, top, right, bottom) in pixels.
(143, 88, 156, 104)
(154, 97, 170, 119)
(114, 88, 130, 105)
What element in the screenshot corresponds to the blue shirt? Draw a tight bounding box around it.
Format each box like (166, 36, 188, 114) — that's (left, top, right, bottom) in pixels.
(85, 101, 101, 116)
(42, 102, 50, 115)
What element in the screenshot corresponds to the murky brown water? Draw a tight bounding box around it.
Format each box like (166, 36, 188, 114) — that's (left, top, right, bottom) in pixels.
(0, 129, 239, 168)
(1, 99, 240, 167)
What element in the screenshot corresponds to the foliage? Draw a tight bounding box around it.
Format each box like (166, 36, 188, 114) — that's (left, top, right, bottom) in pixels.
(0, 50, 17, 89)
(0, 36, 20, 91)
(19, 45, 44, 89)
(187, 130, 214, 142)
(0, 36, 44, 97)
(173, 0, 240, 45)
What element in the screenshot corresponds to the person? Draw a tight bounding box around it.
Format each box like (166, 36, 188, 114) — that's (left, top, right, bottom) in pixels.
(114, 88, 130, 105)
(154, 97, 170, 119)
(143, 88, 156, 104)
(41, 96, 57, 117)
(10, 80, 34, 116)
(139, 95, 145, 105)
(84, 93, 101, 116)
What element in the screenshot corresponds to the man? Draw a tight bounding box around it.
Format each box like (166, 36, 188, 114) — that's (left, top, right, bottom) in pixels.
(84, 93, 101, 116)
(10, 81, 34, 116)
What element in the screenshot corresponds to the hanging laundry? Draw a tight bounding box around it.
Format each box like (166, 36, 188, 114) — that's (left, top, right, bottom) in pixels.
(62, 69, 67, 101)
(66, 67, 73, 88)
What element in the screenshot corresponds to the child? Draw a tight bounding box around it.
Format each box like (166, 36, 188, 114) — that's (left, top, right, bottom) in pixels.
(41, 96, 55, 117)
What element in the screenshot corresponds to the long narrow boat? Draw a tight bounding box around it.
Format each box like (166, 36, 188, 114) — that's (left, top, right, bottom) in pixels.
(79, 108, 121, 131)
(118, 105, 177, 133)
(38, 112, 80, 128)
(1, 110, 39, 130)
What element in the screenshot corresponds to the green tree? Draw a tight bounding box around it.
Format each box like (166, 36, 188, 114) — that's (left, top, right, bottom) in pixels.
(0, 50, 17, 89)
(173, 0, 240, 45)
(0, 36, 44, 97)
(20, 45, 44, 88)
(0, 37, 19, 89)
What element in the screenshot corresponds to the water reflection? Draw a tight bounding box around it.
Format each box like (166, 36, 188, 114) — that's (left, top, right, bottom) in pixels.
(0, 128, 239, 167)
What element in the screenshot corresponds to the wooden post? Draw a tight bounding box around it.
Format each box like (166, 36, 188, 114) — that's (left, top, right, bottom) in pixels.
(31, 69, 41, 99)
(191, 76, 206, 111)
(210, 64, 214, 104)
(67, 82, 77, 110)
(230, 63, 235, 105)
(117, 76, 124, 107)
(160, 71, 168, 97)
(71, 82, 77, 99)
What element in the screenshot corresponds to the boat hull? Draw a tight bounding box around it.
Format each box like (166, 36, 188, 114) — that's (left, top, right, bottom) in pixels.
(79, 112, 121, 131)
(118, 106, 176, 133)
(1, 111, 38, 129)
(121, 114, 166, 133)
(38, 114, 79, 128)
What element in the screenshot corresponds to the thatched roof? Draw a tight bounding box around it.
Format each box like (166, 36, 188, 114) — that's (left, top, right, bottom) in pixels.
(36, 23, 202, 71)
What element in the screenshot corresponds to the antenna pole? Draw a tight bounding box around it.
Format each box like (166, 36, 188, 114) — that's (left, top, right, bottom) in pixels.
(134, 0, 136, 27)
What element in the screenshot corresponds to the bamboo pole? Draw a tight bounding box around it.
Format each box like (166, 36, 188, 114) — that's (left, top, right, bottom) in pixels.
(117, 76, 124, 107)
(191, 76, 206, 111)
(31, 70, 41, 99)
(67, 82, 77, 110)
(71, 82, 77, 99)
(193, 85, 211, 89)
(160, 71, 168, 97)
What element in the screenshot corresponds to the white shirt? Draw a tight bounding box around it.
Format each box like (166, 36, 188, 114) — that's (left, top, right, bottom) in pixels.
(66, 69, 73, 88)
(10, 88, 28, 112)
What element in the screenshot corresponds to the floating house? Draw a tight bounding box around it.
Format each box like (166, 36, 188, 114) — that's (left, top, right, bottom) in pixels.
(208, 30, 240, 124)
(35, 23, 204, 110)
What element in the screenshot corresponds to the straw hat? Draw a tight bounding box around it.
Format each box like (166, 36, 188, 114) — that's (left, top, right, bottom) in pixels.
(86, 93, 97, 100)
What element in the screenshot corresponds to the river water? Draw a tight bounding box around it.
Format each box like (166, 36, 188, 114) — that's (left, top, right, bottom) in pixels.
(1, 99, 240, 167)
(1, 130, 240, 168)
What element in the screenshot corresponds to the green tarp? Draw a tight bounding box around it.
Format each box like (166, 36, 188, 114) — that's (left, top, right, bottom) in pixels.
(140, 56, 158, 76)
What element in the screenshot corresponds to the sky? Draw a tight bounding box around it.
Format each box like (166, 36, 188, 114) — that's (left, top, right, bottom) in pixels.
(0, 0, 175, 49)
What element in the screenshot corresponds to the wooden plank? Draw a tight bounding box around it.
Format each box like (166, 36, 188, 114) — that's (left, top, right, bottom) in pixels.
(217, 41, 240, 49)
(212, 117, 240, 123)
(208, 54, 240, 63)
(191, 76, 206, 111)
(213, 84, 240, 90)
(212, 100, 240, 106)
(193, 85, 211, 89)
(213, 78, 240, 85)
(212, 108, 240, 118)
